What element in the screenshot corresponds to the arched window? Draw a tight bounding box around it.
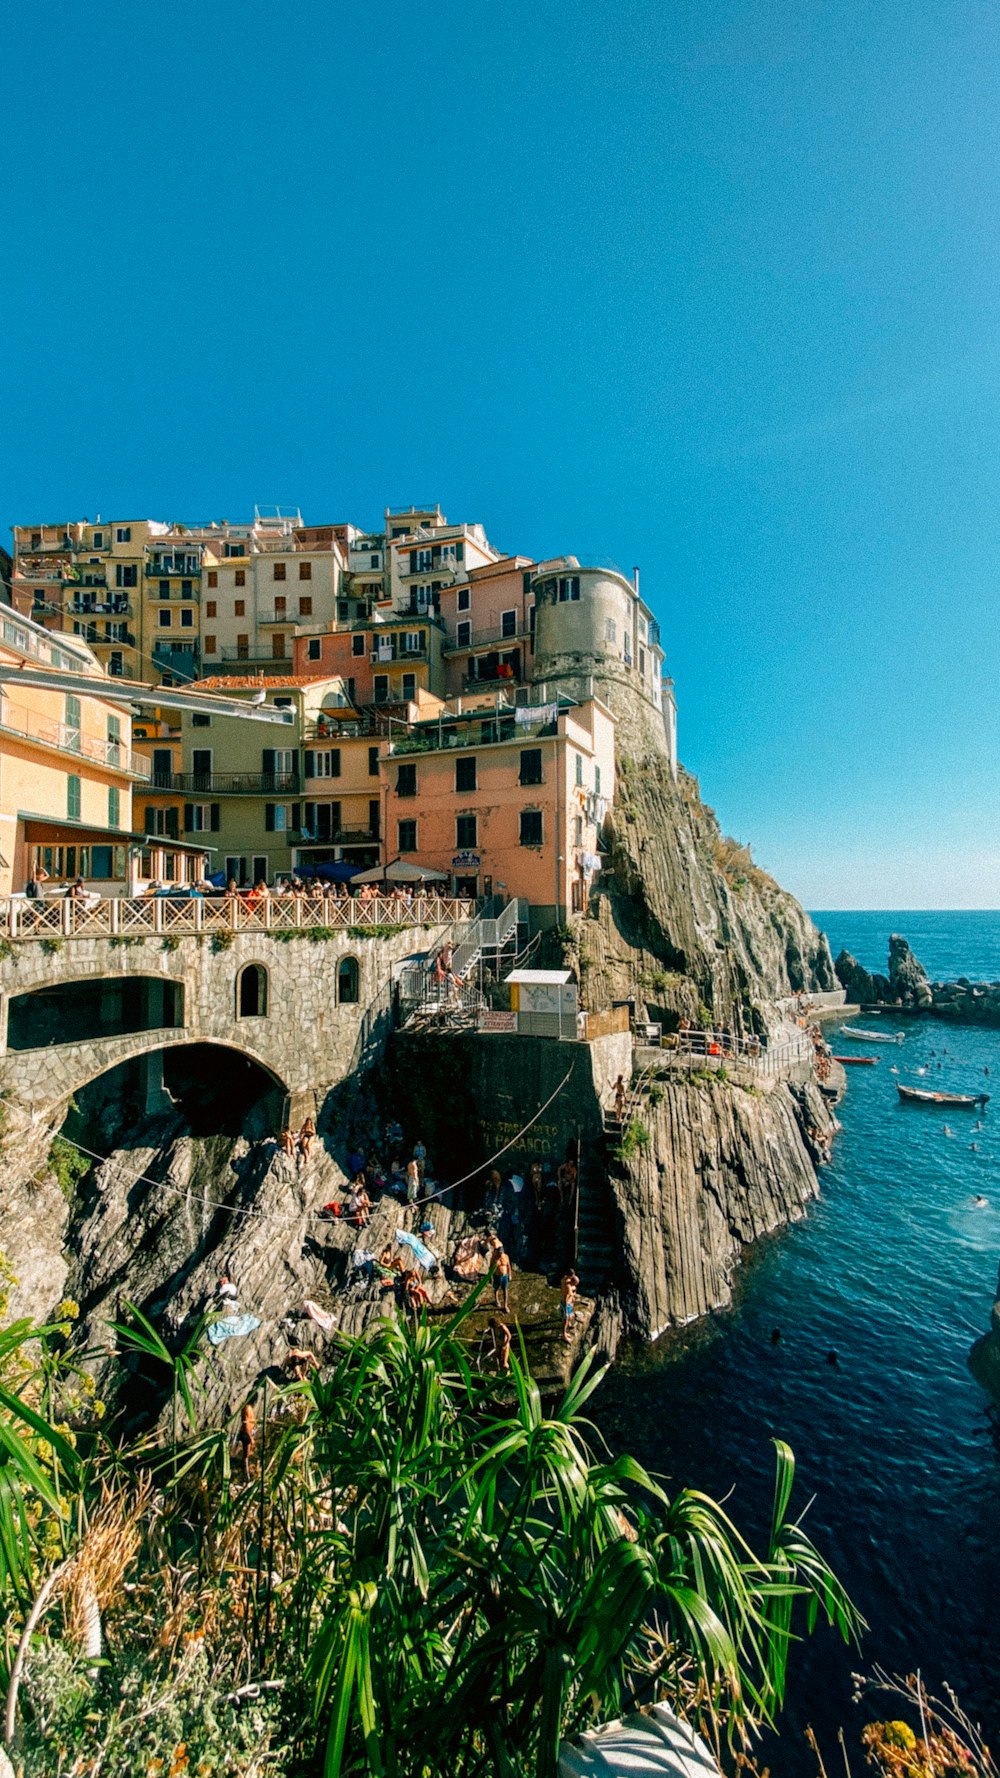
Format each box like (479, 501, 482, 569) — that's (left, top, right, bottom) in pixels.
(237, 963, 268, 1018)
(338, 956, 360, 1005)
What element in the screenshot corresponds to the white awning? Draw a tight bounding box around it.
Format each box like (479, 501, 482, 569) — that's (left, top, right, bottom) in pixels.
(504, 967, 573, 986)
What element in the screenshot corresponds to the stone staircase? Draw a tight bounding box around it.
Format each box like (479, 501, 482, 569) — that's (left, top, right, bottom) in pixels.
(574, 1130, 618, 1292)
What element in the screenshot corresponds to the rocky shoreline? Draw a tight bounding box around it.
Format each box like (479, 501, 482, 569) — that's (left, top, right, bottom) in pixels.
(834, 931, 1000, 1027)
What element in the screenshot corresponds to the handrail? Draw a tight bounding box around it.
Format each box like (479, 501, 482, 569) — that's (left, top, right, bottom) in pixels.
(0, 893, 477, 942)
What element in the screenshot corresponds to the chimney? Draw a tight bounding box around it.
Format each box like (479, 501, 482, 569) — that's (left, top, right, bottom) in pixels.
(633, 566, 640, 596)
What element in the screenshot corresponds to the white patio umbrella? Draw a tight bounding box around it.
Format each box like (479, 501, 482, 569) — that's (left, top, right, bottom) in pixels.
(351, 859, 448, 885)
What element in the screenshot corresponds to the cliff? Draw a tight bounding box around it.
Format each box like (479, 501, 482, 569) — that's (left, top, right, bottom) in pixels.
(970, 1264, 1000, 1398)
(573, 752, 834, 1032)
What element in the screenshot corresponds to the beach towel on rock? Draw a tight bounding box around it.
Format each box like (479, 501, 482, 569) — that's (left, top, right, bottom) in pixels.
(395, 1229, 438, 1270)
(207, 1313, 261, 1346)
(303, 1299, 336, 1333)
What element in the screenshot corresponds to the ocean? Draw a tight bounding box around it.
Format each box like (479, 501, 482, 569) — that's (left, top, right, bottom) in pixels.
(593, 912, 1000, 1770)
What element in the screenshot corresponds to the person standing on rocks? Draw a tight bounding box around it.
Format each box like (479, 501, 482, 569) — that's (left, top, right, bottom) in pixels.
(493, 1247, 512, 1313)
(297, 1118, 316, 1164)
(559, 1270, 580, 1345)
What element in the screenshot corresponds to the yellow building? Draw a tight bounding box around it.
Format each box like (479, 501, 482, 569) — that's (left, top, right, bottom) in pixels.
(11, 519, 166, 683)
(0, 610, 206, 895)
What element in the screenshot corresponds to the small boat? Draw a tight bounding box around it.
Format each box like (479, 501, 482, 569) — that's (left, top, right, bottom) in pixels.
(840, 1026, 905, 1044)
(833, 1055, 879, 1066)
(896, 1084, 990, 1108)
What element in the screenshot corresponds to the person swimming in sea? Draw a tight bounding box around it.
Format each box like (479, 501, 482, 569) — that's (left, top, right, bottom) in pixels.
(974, 1195, 988, 1208)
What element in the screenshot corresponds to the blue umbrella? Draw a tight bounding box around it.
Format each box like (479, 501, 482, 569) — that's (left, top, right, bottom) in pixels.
(295, 860, 361, 883)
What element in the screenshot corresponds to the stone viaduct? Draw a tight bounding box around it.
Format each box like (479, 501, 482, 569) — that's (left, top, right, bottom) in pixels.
(0, 917, 456, 1125)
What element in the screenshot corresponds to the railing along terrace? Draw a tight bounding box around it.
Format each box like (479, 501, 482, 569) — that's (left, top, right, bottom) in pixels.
(0, 893, 477, 941)
(0, 700, 151, 777)
(647, 1027, 814, 1077)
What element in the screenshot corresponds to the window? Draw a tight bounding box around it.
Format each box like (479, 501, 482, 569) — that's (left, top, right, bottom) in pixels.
(298, 597, 312, 617)
(594, 766, 601, 795)
(144, 807, 179, 838)
(236, 634, 249, 656)
(107, 714, 121, 762)
(206, 600, 217, 617)
(457, 586, 471, 613)
(338, 599, 349, 620)
(274, 596, 287, 615)
(574, 814, 584, 846)
(272, 634, 286, 658)
(180, 608, 194, 628)
(373, 675, 389, 703)
(159, 580, 170, 597)
(369, 799, 380, 836)
(93, 531, 104, 547)
(456, 813, 478, 849)
(65, 694, 81, 749)
(109, 652, 123, 676)
(116, 526, 131, 543)
(185, 802, 219, 832)
(305, 749, 340, 778)
(263, 747, 295, 778)
(299, 561, 311, 580)
(192, 713, 211, 728)
(456, 755, 477, 792)
(237, 963, 267, 1018)
(108, 786, 120, 829)
(520, 809, 543, 846)
(234, 600, 245, 617)
(398, 818, 417, 852)
(307, 637, 321, 660)
(501, 608, 517, 638)
(639, 647, 646, 676)
(67, 775, 81, 820)
(575, 752, 583, 786)
(401, 672, 416, 701)
(352, 633, 366, 656)
(191, 749, 212, 782)
(115, 564, 137, 587)
(338, 956, 360, 1004)
(519, 748, 543, 786)
(397, 762, 417, 798)
(158, 609, 171, 627)
(367, 746, 379, 777)
(605, 618, 616, 643)
(235, 569, 246, 587)
(558, 575, 580, 601)
(456, 620, 471, 648)
(273, 562, 286, 580)
(370, 552, 380, 568)
(207, 570, 218, 588)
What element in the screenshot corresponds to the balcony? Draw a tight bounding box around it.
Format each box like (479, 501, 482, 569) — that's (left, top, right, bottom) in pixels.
(298, 826, 380, 847)
(444, 622, 528, 654)
(257, 611, 295, 627)
(146, 558, 202, 577)
(369, 641, 428, 665)
(149, 771, 300, 795)
(389, 712, 558, 755)
(462, 666, 522, 691)
(0, 697, 151, 776)
(68, 599, 131, 617)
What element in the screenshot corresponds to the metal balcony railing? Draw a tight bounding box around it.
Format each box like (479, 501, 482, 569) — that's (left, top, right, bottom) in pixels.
(0, 892, 477, 941)
(149, 771, 300, 795)
(0, 698, 151, 776)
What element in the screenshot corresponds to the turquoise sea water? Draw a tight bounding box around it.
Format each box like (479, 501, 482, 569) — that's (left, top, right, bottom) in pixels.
(593, 913, 1000, 1768)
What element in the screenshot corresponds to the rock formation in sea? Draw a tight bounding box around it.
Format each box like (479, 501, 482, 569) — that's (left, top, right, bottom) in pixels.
(834, 933, 1000, 1026)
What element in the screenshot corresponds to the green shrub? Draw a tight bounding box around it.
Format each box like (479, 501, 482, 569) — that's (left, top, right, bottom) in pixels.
(616, 1117, 651, 1162)
(48, 1135, 90, 1202)
(211, 931, 234, 953)
(40, 937, 63, 955)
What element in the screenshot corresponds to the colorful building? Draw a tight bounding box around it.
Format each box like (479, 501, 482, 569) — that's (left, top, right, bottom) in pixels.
(0, 608, 205, 895)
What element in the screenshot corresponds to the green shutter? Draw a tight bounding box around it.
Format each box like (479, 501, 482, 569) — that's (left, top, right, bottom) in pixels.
(143, 807, 155, 835)
(304, 750, 315, 777)
(67, 775, 81, 820)
(184, 803, 194, 832)
(332, 749, 341, 777)
(108, 787, 120, 829)
(262, 749, 276, 776)
(264, 804, 275, 832)
(210, 804, 220, 832)
(166, 808, 179, 838)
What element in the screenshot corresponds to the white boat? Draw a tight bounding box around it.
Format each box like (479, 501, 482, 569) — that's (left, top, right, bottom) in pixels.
(840, 1026, 905, 1045)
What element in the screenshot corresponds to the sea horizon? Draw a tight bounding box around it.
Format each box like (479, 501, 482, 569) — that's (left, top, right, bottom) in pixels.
(809, 908, 1000, 982)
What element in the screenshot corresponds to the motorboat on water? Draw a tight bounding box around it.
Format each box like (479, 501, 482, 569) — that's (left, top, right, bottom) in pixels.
(840, 1026, 905, 1044)
(833, 1055, 879, 1065)
(896, 1083, 990, 1108)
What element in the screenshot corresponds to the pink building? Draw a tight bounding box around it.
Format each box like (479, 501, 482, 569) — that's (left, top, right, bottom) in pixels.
(383, 691, 615, 922)
(438, 556, 536, 698)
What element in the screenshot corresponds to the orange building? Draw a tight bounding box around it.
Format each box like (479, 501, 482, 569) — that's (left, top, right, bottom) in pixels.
(382, 689, 615, 920)
(292, 614, 447, 707)
(437, 556, 536, 698)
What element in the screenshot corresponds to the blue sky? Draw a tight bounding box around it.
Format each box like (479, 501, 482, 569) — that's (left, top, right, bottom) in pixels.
(4, 0, 1000, 908)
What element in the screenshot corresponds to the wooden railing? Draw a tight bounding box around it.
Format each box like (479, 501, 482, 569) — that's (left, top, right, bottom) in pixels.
(0, 893, 476, 942)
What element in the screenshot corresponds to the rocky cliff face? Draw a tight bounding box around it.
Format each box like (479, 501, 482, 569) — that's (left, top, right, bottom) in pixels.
(574, 753, 834, 1032)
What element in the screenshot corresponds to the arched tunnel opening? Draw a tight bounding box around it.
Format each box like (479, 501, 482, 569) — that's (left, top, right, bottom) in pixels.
(7, 976, 184, 1050)
(62, 1042, 286, 1155)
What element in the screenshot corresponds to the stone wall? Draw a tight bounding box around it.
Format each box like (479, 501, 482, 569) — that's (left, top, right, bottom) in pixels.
(0, 922, 451, 1114)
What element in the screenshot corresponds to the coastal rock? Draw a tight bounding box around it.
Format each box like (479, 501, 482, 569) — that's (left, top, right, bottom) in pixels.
(888, 934, 933, 1007)
(577, 754, 834, 1032)
(970, 1263, 1000, 1399)
(833, 949, 889, 1005)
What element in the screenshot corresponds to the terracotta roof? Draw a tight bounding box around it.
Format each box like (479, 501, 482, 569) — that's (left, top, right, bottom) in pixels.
(190, 675, 317, 690)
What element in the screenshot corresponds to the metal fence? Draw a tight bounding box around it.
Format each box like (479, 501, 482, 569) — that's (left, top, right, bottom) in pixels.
(0, 893, 477, 942)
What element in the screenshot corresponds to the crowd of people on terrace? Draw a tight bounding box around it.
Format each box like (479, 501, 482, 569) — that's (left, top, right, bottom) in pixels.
(18, 864, 462, 912)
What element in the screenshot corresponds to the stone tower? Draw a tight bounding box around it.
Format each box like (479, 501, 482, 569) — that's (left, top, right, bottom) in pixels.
(529, 562, 676, 769)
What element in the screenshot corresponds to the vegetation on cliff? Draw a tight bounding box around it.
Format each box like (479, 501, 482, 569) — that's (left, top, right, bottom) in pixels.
(0, 1281, 859, 1777)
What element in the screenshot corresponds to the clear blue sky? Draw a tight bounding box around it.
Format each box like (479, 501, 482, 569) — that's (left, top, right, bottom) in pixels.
(4, 0, 999, 909)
